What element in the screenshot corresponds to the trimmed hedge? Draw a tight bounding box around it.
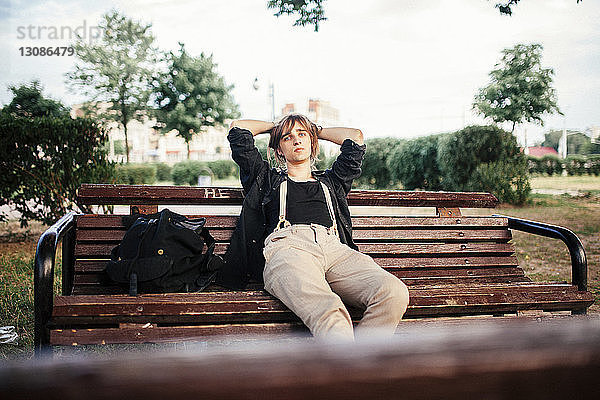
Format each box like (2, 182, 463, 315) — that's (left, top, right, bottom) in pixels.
(564, 155, 587, 176)
(540, 154, 563, 176)
(154, 163, 172, 181)
(588, 155, 600, 176)
(357, 138, 404, 189)
(115, 163, 157, 185)
(171, 160, 239, 185)
(527, 154, 600, 176)
(388, 135, 443, 190)
(207, 160, 239, 180)
(172, 161, 209, 186)
(437, 125, 530, 205)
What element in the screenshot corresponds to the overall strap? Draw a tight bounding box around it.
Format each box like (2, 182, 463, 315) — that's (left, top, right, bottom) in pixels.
(319, 181, 338, 237)
(275, 178, 338, 237)
(275, 179, 291, 231)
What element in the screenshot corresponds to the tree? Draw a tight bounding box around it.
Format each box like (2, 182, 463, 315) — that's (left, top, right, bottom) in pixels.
(2, 80, 69, 118)
(0, 102, 114, 227)
(268, 0, 327, 31)
(473, 43, 561, 134)
(267, 1, 582, 31)
(152, 43, 240, 159)
(495, 1, 582, 16)
(66, 10, 157, 162)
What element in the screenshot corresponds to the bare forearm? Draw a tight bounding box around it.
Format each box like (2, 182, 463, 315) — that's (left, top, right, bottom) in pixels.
(318, 127, 364, 145)
(229, 119, 274, 136)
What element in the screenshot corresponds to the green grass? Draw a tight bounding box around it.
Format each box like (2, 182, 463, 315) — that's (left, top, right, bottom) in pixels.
(0, 253, 34, 359)
(530, 174, 600, 191)
(497, 194, 600, 314)
(0, 246, 61, 360)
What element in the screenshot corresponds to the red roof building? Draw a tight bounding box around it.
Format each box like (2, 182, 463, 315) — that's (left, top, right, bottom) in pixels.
(524, 146, 559, 158)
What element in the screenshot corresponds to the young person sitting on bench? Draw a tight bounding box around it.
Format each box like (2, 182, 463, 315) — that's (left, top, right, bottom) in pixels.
(217, 114, 409, 341)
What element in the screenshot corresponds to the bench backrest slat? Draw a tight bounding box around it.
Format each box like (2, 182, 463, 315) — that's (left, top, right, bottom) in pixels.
(77, 184, 499, 208)
(71, 213, 523, 296)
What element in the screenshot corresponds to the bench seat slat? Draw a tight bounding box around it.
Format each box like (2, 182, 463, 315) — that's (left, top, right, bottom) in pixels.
(71, 267, 530, 286)
(71, 276, 533, 296)
(52, 284, 594, 326)
(75, 266, 524, 285)
(74, 255, 518, 271)
(49, 314, 582, 346)
(53, 283, 589, 306)
(49, 323, 308, 346)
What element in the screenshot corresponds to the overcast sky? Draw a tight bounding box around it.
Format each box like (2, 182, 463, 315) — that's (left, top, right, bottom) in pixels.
(1, 0, 598, 144)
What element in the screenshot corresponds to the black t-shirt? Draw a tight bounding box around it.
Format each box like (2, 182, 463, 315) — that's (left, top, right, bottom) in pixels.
(265, 177, 333, 233)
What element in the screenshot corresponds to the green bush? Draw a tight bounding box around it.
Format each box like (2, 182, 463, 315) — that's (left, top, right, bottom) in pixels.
(587, 155, 600, 176)
(540, 154, 563, 176)
(526, 155, 542, 175)
(314, 148, 333, 171)
(564, 155, 586, 176)
(437, 125, 530, 204)
(154, 163, 172, 181)
(355, 138, 404, 189)
(0, 113, 114, 226)
(172, 160, 209, 185)
(471, 160, 531, 205)
(388, 135, 443, 190)
(115, 163, 157, 184)
(207, 160, 238, 179)
(113, 139, 126, 155)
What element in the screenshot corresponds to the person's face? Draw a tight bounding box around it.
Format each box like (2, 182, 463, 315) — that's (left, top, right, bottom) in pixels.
(278, 121, 312, 164)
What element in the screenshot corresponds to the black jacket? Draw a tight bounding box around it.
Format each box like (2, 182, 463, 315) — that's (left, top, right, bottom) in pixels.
(216, 127, 366, 289)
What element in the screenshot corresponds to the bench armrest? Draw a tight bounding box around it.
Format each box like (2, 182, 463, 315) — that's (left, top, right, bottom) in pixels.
(493, 214, 587, 293)
(34, 211, 77, 354)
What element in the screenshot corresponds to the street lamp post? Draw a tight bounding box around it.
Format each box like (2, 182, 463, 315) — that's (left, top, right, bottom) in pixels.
(253, 77, 275, 121)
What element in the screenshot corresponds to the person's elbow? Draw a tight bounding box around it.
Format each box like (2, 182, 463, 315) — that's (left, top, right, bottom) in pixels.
(229, 120, 241, 130)
(353, 128, 364, 145)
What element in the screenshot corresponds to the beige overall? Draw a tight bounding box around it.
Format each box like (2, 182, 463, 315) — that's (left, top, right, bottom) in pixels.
(262, 180, 410, 341)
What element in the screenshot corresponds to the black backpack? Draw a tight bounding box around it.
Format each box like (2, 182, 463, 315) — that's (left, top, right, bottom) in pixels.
(105, 208, 223, 295)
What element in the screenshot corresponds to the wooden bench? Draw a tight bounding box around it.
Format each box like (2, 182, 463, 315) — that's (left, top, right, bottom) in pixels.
(34, 184, 594, 352)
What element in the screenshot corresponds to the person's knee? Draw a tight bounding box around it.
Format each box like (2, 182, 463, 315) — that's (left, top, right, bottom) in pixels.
(379, 277, 410, 317)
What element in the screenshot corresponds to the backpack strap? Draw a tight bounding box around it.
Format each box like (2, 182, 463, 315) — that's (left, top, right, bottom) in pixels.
(126, 219, 156, 296)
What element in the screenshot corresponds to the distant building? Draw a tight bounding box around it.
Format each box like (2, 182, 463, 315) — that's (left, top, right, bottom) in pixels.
(524, 146, 559, 158)
(279, 98, 341, 127)
(71, 103, 231, 164)
(281, 103, 296, 115)
(588, 126, 600, 144)
(307, 99, 340, 127)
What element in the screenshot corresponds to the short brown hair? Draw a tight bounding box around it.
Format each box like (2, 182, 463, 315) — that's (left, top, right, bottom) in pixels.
(269, 113, 320, 165)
